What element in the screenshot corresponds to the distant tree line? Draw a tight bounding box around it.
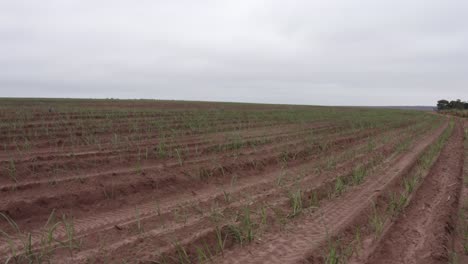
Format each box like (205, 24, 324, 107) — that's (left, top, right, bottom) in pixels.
(437, 99, 468, 110)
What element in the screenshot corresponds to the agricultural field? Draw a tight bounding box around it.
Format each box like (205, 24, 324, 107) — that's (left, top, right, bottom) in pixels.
(0, 98, 466, 264)
(440, 109, 468, 118)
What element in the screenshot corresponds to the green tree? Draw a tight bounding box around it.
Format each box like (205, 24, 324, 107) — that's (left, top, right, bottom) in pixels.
(449, 99, 464, 109)
(437, 99, 449, 110)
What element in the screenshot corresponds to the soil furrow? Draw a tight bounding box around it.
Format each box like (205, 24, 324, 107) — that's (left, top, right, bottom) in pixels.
(210, 120, 447, 264)
(365, 120, 464, 264)
(0, 117, 424, 261)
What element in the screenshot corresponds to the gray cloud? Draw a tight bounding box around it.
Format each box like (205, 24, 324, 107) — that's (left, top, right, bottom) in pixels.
(0, 0, 467, 105)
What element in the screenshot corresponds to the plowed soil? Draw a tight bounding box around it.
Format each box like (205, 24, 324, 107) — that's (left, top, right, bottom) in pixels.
(365, 120, 464, 264)
(0, 99, 465, 264)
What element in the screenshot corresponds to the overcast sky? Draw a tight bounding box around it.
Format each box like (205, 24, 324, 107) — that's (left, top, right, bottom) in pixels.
(0, 1, 467, 106)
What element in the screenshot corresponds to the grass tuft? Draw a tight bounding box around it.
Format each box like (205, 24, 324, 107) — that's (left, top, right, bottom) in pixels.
(288, 190, 303, 218)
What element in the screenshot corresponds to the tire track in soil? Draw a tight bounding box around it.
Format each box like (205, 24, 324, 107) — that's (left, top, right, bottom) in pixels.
(212, 120, 448, 264)
(366, 120, 464, 264)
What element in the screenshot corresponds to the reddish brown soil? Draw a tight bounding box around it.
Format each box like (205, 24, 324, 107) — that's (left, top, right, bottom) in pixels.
(1, 99, 460, 264)
(362, 120, 464, 263)
(452, 119, 468, 263)
(208, 120, 448, 264)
